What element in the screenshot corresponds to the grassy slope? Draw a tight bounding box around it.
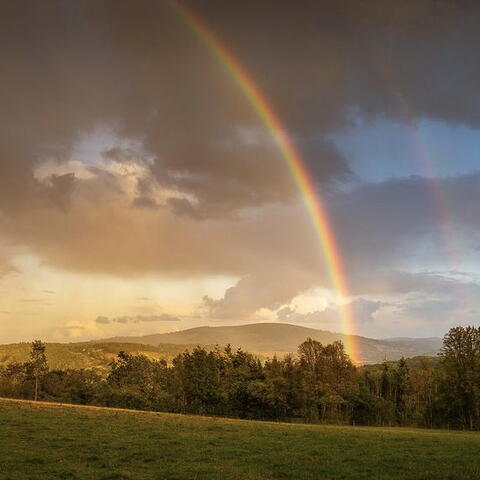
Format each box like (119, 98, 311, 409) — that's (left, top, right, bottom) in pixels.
(1, 398, 479, 480)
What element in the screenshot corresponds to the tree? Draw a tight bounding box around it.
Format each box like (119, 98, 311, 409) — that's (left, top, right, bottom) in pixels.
(3, 333, 480, 430)
(223, 347, 265, 418)
(105, 351, 160, 410)
(170, 347, 226, 414)
(297, 338, 357, 422)
(28, 340, 48, 401)
(393, 357, 411, 424)
(440, 326, 480, 429)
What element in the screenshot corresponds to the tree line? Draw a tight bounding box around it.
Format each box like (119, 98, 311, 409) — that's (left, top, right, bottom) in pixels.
(1, 326, 479, 429)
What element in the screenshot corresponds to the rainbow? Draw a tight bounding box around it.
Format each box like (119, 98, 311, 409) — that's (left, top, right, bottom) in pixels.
(171, 2, 357, 361)
(372, 54, 459, 263)
(393, 92, 459, 259)
(392, 92, 472, 309)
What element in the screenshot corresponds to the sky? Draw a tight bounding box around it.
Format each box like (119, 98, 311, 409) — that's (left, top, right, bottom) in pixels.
(1, 0, 480, 344)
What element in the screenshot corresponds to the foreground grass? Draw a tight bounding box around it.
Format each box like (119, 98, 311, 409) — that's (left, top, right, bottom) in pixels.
(1, 398, 480, 480)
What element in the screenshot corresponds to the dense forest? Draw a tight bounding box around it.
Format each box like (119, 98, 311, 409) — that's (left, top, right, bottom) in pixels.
(1, 326, 479, 430)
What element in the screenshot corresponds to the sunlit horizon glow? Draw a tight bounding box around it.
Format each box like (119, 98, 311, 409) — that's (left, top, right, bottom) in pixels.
(172, 2, 358, 361)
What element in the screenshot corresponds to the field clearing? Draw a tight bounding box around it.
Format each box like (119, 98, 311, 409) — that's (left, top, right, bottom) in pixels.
(1, 398, 479, 480)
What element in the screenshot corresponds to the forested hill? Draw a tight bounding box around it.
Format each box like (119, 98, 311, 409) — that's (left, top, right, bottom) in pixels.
(99, 322, 442, 364)
(0, 342, 215, 371)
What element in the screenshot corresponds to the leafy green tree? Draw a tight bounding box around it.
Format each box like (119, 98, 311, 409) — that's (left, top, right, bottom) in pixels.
(28, 340, 48, 401)
(408, 358, 437, 427)
(2, 331, 480, 430)
(105, 351, 160, 410)
(42, 369, 103, 404)
(297, 338, 356, 422)
(393, 357, 411, 425)
(0, 362, 28, 398)
(171, 347, 225, 414)
(440, 326, 480, 429)
(223, 347, 265, 418)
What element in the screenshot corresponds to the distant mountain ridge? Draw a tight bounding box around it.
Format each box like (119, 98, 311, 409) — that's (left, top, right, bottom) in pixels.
(98, 322, 443, 364)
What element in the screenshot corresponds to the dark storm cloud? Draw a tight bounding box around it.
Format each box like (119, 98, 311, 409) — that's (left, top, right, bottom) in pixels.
(192, 0, 480, 128)
(0, 0, 350, 222)
(3, 0, 480, 219)
(2, 0, 480, 325)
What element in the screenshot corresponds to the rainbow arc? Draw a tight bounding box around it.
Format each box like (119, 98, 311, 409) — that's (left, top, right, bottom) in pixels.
(172, 2, 357, 361)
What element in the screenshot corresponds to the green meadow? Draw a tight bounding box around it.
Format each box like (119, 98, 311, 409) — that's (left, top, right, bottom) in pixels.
(1, 398, 479, 480)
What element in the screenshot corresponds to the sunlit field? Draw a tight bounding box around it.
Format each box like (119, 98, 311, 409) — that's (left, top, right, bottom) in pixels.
(1, 398, 479, 480)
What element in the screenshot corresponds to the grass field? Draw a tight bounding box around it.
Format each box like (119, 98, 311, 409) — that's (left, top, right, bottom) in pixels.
(1, 398, 479, 480)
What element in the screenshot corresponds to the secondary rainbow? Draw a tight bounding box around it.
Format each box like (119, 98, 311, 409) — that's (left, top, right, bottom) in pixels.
(171, 2, 358, 361)
(393, 92, 459, 259)
(373, 56, 460, 263)
(392, 91, 472, 310)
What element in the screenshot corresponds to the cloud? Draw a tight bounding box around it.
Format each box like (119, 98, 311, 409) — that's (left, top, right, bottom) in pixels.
(41, 173, 76, 210)
(0, 248, 17, 278)
(1, 2, 480, 273)
(95, 314, 181, 325)
(48, 321, 100, 341)
(277, 298, 386, 325)
(95, 316, 110, 325)
(203, 267, 319, 319)
(19, 299, 51, 305)
(328, 173, 480, 293)
(1, 0, 355, 228)
(2, 0, 478, 220)
(2, 0, 480, 338)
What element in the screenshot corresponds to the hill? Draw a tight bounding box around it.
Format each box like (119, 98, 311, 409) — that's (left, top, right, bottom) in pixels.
(100, 322, 442, 364)
(382, 336, 444, 352)
(0, 342, 215, 371)
(1, 398, 479, 480)
(0, 323, 443, 369)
